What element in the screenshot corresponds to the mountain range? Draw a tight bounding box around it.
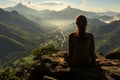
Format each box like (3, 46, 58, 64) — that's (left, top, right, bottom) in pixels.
(0, 8, 43, 57)
(5, 3, 120, 21)
(5, 3, 39, 21)
(4, 3, 120, 28)
(1, 3, 120, 56)
(5, 3, 98, 20)
(0, 23, 25, 57)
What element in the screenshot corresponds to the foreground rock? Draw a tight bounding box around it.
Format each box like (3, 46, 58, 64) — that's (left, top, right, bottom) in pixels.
(28, 51, 120, 80)
(105, 47, 120, 59)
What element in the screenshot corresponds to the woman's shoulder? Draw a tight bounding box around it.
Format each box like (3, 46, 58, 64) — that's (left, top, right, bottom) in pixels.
(69, 32, 77, 37)
(69, 32, 76, 36)
(86, 32, 93, 36)
(86, 32, 94, 39)
(69, 32, 94, 38)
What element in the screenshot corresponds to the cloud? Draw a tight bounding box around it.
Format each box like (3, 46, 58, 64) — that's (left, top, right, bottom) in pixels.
(10, 0, 31, 5)
(80, 5, 107, 12)
(10, 0, 23, 3)
(27, 0, 70, 11)
(8, 0, 69, 11)
(40, 1, 64, 6)
(8, 0, 107, 12)
(78, 0, 106, 12)
(82, 0, 87, 1)
(0, 4, 9, 8)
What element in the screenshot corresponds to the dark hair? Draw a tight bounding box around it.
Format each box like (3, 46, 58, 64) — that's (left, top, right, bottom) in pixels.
(76, 15, 87, 39)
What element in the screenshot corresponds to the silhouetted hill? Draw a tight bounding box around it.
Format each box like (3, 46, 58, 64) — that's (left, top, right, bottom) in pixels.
(4, 4, 58, 31)
(116, 14, 120, 18)
(5, 3, 120, 24)
(39, 6, 98, 20)
(0, 8, 42, 34)
(0, 36, 25, 57)
(5, 4, 98, 21)
(105, 47, 120, 59)
(5, 3, 39, 16)
(0, 8, 43, 57)
(88, 18, 106, 32)
(95, 20, 120, 54)
(0, 23, 27, 45)
(95, 20, 120, 35)
(98, 11, 119, 16)
(95, 15, 114, 22)
(4, 3, 42, 25)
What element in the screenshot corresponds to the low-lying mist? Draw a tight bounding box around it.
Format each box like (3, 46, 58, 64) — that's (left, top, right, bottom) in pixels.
(44, 20, 74, 28)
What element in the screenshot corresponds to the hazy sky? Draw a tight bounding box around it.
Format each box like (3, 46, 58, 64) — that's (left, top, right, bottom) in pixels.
(0, 0, 120, 12)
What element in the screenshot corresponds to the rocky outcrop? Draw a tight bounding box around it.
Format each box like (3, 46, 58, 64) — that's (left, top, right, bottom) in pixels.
(105, 48, 120, 59)
(28, 51, 120, 80)
(97, 51, 120, 80)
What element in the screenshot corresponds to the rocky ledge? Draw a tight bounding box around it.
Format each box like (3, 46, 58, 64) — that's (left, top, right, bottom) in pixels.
(28, 51, 120, 80)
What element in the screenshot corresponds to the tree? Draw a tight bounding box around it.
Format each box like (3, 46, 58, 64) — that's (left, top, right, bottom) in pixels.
(32, 41, 61, 60)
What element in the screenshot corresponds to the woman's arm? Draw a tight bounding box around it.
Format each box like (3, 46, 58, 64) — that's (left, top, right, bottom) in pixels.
(90, 34, 96, 64)
(69, 34, 73, 58)
(66, 34, 73, 65)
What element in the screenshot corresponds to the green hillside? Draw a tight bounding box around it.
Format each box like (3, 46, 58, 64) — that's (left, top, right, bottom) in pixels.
(0, 8, 44, 57)
(95, 20, 120, 54)
(0, 36, 25, 57)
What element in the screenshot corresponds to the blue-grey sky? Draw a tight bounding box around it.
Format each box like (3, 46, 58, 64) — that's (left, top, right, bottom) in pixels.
(0, 0, 120, 12)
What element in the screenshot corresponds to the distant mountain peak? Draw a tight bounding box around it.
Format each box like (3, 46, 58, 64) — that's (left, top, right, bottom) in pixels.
(64, 6, 74, 10)
(66, 5, 72, 9)
(11, 10, 19, 15)
(61, 6, 81, 12)
(14, 3, 28, 8)
(0, 8, 6, 14)
(0, 8, 4, 11)
(17, 3, 23, 6)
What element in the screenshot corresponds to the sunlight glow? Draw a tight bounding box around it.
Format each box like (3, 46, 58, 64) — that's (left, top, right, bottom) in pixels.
(0, 0, 120, 12)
